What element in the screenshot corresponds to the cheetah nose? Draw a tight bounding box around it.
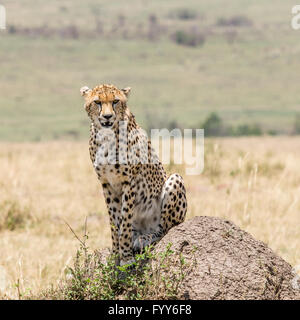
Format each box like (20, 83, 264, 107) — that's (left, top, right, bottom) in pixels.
(103, 114, 113, 120)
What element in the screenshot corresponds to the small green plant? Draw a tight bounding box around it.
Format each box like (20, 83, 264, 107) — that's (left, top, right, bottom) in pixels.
(35, 219, 196, 300)
(56, 242, 194, 300)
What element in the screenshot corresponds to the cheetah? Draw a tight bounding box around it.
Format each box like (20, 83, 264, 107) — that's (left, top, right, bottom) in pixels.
(80, 84, 187, 266)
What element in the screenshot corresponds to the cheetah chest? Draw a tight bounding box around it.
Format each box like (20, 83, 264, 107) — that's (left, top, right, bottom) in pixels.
(99, 165, 123, 195)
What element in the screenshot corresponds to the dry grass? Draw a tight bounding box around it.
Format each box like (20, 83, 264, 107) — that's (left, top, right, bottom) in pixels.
(0, 137, 299, 299)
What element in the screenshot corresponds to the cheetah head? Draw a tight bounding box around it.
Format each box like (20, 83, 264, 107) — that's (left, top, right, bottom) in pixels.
(80, 84, 131, 129)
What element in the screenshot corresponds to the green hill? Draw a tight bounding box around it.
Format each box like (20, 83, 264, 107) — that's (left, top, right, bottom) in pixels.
(0, 0, 299, 141)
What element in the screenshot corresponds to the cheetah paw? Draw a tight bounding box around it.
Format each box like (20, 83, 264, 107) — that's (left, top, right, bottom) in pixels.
(120, 257, 135, 267)
(133, 236, 151, 254)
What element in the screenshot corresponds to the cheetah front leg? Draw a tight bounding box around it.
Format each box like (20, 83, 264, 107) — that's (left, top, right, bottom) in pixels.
(102, 183, 121, 263)
(119, 181, 136, 266)
(133, 173, 187, 253)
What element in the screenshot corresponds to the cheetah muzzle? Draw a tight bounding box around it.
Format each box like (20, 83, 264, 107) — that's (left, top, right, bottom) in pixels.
(81, 84, 187, 266)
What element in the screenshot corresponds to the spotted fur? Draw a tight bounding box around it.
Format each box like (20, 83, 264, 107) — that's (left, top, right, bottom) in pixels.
(81, 84, 187, 266)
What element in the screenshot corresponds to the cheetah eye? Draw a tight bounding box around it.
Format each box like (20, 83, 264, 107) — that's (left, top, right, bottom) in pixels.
(94, 100, 102, 107)
(113, 99, 119, 105)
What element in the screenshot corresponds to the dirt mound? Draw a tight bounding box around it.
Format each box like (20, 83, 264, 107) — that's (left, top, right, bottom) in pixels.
(153, 216, 300, 300)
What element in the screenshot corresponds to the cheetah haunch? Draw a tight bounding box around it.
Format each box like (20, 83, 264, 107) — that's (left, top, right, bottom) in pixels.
(80, 84, 187, 266)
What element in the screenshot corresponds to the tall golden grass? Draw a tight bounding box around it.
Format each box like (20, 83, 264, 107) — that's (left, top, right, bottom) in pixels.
(0, 137, 299, 299)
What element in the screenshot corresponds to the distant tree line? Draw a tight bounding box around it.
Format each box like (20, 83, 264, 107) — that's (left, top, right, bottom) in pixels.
(201, 112, 300, 137)
(144, 112, 300, 137)
(201, 112, 262, 137)
(5, 8, 253, 48)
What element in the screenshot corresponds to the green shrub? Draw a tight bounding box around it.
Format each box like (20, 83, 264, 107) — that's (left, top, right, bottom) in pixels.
(172, 30, 205, 47)
(40, 243, 196, 300)
(201, 112, 224, 136)
(170, 8, 198, 20)
(267, 129, 278, 136)
(234, 123, 262, 136)
(200, 113, 263, 137)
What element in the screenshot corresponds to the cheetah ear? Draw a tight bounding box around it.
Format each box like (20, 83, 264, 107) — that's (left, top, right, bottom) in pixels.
(121, 87, 131, 98)
(80, 86, 91, 97)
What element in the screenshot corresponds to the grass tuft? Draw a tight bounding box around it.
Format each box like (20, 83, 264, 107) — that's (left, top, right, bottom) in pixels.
(0, 200, 33, 231)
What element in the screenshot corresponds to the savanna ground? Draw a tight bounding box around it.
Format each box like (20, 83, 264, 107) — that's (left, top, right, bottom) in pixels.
(0, 137, 299, 299)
